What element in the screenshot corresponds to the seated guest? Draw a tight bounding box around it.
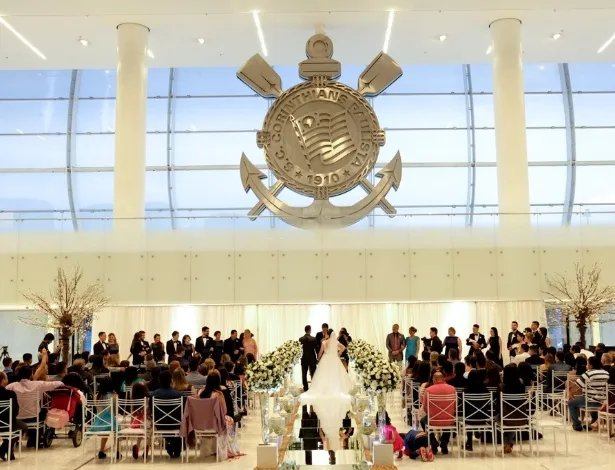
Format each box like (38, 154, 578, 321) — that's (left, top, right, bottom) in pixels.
(568, 356, 610, 431)
(218, 367, 238, 422)
(154, 350, 168, 368)
(464, 369, 489, 451)
(224, 361, 239, 382)
(448, 348, 460, 366)
(0, 371, 27, 461)
(420, 371, 455, 455)
(590, 367, 615, 432)
(51, 362, 67, 381)
(90, 355, 110, 376)
(199, 370, 242, 459)
(121, 366, 145, 393)
(485, 350, 501, 372)
(463, 355, 474, 379)
(601, 351, 613, 370)
(90, 378, 117, 460)
(148, 367, 162, 392)
(202, 359, 215, 376)
(421, 350, 430, 362)
(171, 368, 192, 393)
(518, 362, 535, 389)
(150, 370, 181, 399)
(186, 359, 207, 386)
(446, 361, 467, 389)
(22, 354, 33, 367)
(68, 358, 94, 387)
(2, 358, 12, 375)
(568, 356, 587, 399)
(539, 353, 554, 381)
(405, 356, 418, 376)
(475, 352, 487, 371)
(574, 342, 594, 358)
(513, 344, 530, 364)
(525, 345, 545, 365)
(6, 350, 63, 447)
(544, 351, 573, 393)
(169, 361, 180, 374)
(497, 364, 527, 453)
(485, 367, 502, 388)
(441, 361, 454, 381)
(429, 352, 439, 370)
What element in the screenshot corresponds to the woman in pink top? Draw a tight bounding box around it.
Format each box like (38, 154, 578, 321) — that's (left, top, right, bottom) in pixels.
(242, 329, 258, 358)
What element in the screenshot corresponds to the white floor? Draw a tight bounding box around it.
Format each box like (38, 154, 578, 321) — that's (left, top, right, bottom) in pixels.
(3, 397, 615, 469)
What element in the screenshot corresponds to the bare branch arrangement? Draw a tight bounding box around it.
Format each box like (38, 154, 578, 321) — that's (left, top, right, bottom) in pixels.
(21, 266, 110, 362)
(543, 262, 615, 346)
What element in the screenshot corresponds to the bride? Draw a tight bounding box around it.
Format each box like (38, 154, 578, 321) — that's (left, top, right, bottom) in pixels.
(300, 329, 353, 450)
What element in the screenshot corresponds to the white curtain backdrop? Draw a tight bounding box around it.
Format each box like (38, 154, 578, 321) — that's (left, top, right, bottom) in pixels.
(92, 301, 545, 363)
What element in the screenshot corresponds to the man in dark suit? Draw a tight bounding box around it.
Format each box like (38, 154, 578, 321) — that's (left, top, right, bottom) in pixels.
(385, 324, 406, 363)
(223, 330, 242, 363)
(166, 331, 181, 363)
(314, 323, 329, 348)
(299, 325, 319, 391)
(93, 331, 108, 356)
(530, 321, 542, 346)
(195, 326, 213, 360)
(466, 324, 487, 350)
(506, 321, 519, 358)
(428, 327, 443, 353)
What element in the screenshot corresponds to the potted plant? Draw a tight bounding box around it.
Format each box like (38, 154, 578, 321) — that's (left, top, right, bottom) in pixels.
(21, 266, 109, 362)
(543, 262, 615, 347)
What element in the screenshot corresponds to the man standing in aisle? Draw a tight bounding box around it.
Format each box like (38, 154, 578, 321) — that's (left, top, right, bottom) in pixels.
(315, 323, 329, 349)
(166, 331, 181, 363)
(428, 327, 443, 353)
(386, 324, 406, 365)
(299, 326, 319, 391)
(466, 324, 487, 351)
(93, 331, 108, 356)
(195, 326, 213, 360)
(224, 330, 242, 363)
(506, 321, 519, 360)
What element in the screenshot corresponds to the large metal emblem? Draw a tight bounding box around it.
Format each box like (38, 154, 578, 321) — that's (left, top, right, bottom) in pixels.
(237, 34, 403, 228)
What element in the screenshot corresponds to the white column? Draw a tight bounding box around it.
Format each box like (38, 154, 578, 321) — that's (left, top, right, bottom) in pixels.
(113, 23, 149, 227)
(490, 19, 530, 223)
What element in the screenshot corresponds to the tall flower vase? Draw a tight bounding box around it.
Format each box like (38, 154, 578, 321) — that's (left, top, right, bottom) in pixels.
(377, 392, 387, 443)
(259, 393, 271, 444)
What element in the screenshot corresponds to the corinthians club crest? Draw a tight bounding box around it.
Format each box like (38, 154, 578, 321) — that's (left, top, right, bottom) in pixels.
(237, 34, 403, 229)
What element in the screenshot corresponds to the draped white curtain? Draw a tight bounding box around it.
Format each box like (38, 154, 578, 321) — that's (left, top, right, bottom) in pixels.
(92, 301, 545, 361)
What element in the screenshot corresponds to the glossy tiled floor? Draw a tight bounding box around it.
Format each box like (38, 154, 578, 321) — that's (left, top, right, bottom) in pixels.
(3, 394, 615, 469)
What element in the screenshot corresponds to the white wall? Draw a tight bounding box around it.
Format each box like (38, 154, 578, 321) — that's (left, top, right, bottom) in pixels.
(1, 225, 615, 305)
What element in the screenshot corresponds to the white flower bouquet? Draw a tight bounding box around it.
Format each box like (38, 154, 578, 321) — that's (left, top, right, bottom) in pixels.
(245, 339, 302, 392)
(347, 339, 401, 393)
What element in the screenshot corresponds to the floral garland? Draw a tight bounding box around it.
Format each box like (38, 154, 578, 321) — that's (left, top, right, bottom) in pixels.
(245, 339, 302, 392)
(347, 339, 401, 393)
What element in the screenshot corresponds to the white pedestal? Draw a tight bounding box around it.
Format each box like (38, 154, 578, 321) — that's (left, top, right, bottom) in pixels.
(373, 443, 394, 466)
(257, 443, 278, 468)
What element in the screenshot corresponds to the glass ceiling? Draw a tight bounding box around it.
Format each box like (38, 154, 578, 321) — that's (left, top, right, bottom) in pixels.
(1, 62, 615, 230)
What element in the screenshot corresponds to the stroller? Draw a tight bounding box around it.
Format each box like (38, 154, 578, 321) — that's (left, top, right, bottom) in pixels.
(42, 386, 84, 448)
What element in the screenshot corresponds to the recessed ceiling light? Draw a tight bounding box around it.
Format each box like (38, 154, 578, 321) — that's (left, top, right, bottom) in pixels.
(598, 32, 615, 54)
(0, 17, 47, 60)
(439, 35, 447, 42)
(252, 11, 268, 57)
(79, 38, 89, 47)
(383, 10, 395, 53)
(147, 49, 155, 59)
(551, 33, 561, 40)
(197, 38, 205, 45)
(486, 45, 493, 55)
(538, 65, 545, 70)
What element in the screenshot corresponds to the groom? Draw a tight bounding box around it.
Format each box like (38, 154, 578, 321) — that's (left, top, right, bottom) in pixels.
(299, 325, 319, 391)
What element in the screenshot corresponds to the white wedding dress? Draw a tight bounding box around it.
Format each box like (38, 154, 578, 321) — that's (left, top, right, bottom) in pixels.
(299, 332, 353, 450)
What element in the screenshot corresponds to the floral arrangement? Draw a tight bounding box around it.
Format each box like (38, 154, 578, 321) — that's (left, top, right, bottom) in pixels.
(347, 339, 401, 393)
(245, 339, 302, 392)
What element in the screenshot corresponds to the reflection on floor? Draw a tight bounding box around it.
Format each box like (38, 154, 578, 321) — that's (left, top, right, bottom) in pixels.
(3, 393, 615, 469)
